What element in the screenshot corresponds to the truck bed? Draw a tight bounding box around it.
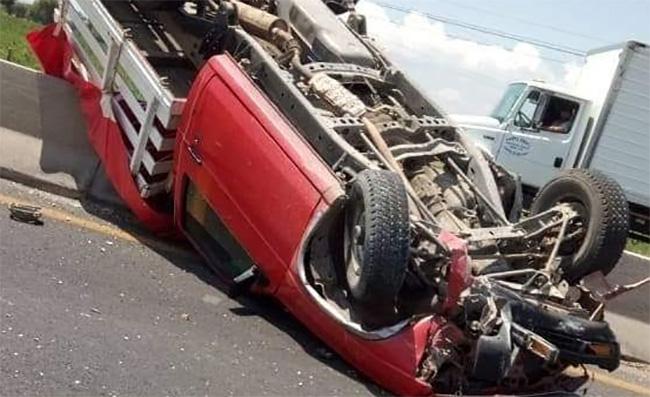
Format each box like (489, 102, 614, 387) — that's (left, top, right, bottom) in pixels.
(62, 0, 201, 198)
(100, 0, 197, 98)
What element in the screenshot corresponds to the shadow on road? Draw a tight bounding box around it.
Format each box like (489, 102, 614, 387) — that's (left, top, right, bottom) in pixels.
(65, 195, 391, 397)
(0, 62, 388, 395)
(68, 195, 597, 397)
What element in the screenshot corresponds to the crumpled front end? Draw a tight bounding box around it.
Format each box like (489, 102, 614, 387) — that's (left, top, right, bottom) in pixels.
(294, 199, 623, 396)
(414, 237, 621, 395)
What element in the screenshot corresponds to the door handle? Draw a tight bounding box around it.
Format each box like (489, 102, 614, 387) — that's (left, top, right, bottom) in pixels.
(553, 157, 563, 168)
(482, 135, 495, 141)
(186, 138, 202, 165)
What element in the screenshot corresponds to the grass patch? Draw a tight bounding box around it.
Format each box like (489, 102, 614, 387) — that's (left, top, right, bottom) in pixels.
(627, 238, 650, 257)
(0, 10, 41, 69)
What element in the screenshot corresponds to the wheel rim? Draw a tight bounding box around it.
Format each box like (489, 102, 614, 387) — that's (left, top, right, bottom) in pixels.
(345, 199, 366, 290)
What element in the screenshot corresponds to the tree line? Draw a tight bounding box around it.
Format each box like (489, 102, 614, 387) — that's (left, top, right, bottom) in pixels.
(1, 0, 57, 25)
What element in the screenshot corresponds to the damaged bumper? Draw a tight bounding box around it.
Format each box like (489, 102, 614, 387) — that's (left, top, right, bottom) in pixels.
(417, 272, 621, 395)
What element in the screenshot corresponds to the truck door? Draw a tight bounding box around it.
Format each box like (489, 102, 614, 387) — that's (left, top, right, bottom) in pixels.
(174, 57, 324, 287)
(495, 89, 581, 188)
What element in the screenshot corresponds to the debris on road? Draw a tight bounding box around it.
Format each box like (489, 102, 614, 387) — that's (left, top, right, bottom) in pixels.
(180, 313, 191, 321)
(8, 203, 43, 225)
(583, 272, 650, 301)
(581, 272, 650, 320)
(601, 277, 650, 301)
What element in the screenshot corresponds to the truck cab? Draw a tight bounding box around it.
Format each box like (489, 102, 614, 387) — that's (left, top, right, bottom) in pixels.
(452, 81, 591, 190)
(452, 41, 650, 238)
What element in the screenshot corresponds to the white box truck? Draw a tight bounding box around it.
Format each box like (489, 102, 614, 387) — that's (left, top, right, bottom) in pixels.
(452, 41, 649, 238)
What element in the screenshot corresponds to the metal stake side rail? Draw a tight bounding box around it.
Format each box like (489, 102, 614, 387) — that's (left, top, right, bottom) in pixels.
(57, 0, 187, 197)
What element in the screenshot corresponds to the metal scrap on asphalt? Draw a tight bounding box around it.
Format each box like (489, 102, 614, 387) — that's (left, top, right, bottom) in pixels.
(8, 203, 43, 225)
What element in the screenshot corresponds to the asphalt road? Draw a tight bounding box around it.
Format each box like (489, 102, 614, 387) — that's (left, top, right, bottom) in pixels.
(1, 178, 648, 397)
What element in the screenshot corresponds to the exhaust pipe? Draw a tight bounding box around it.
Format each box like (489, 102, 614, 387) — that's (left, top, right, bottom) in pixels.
(231, 0, 289, 40)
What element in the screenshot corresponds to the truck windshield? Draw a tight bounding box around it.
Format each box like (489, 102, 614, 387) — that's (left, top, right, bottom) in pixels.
(491, 83, 526, 122)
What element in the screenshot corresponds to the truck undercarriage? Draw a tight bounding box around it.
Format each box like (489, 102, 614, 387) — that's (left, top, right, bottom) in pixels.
(50, 0, 638, 394)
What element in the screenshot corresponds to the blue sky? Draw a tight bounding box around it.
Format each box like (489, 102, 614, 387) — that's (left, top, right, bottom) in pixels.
(19, 0, 647, 114)
(357, 0, 650, 114)
(399, 0, 650, 51)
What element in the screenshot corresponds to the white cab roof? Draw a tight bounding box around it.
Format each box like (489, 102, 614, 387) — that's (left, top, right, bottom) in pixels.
(508, 81, 586, 101)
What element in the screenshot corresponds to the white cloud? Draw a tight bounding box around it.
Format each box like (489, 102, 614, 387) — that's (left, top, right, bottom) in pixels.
(355, 1, 578, 114)
(358, 2, 542, 72)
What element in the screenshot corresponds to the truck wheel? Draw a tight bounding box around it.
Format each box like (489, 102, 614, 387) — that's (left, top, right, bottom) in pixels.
(344, 170, 410, 306)
(531, 169, 629, 283)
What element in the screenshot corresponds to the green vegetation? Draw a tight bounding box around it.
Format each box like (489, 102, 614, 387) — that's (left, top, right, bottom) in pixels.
(0, 0, 56, 68)
(0, 9, 41, 69)
(26, 0, 57, 24)
(627, 238, 650, 257)
(1, 0, 56, 23)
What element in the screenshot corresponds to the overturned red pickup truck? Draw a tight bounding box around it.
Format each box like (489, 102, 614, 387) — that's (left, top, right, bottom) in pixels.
(29, 0, 630, 395)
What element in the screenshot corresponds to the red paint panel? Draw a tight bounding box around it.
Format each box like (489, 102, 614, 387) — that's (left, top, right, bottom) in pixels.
(440, 231, 472, 313)
(206, 56, 344, 204)
(276, 269, 435, 396)
(178, 61, 324, 281)
(30, 27, 453, 396)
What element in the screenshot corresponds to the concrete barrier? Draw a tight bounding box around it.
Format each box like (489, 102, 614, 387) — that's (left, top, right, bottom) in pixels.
(0, 60, 120, 204)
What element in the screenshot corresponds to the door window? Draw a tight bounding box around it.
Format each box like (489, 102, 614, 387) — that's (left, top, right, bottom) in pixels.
(539, 96, 579, 134)
(513, 90, 541, 129)
(183, 179, 253, 279)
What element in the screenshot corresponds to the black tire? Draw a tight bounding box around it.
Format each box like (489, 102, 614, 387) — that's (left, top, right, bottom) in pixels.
(344, 170, 410, 306)
(531, 169, 629, 283)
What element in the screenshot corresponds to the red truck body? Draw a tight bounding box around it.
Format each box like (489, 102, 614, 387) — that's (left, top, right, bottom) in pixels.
(27, 24, 476, 396)
(22, 0, 633, 388)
